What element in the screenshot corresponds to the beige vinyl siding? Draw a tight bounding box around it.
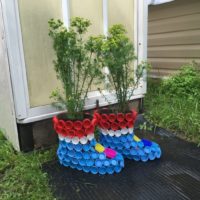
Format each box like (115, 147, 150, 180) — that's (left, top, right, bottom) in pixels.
(148, 0, 200, 78)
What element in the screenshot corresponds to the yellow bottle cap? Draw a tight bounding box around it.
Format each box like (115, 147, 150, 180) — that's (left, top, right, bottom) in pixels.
(133, 135, 141, 142)
(95, 143, 105, 153)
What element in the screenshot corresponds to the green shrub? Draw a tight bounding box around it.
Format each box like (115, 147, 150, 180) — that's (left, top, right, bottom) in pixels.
(160, 62, 200, 100)
(145, 63, 200, 145)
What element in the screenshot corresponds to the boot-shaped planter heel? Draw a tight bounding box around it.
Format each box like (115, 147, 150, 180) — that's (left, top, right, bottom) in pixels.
(53, 116, 124, 174)
(96, 110, 162, 162)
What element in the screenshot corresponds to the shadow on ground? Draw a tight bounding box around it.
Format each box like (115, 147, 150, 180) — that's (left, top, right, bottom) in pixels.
(43, 115, 200, 200)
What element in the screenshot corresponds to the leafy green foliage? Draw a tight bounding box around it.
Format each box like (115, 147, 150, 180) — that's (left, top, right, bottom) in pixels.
(161, 62, 200, 100)
(95, 24, 147, 112)
(145, 64, 200, 145)
(48, 17, 102, 119)
(0, 131, 56, 200)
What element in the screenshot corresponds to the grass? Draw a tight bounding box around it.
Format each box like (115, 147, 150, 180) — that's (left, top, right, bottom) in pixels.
(0, 131, 57, 200)
(145, 78, 200, 145)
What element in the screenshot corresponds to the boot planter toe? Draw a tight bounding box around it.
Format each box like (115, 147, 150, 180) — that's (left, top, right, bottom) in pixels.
(96, 110, 162, 162)
(53, 115, 124, 174)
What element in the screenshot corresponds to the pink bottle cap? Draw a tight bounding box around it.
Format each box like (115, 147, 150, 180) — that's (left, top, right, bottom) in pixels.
(104, 148, 116, 159)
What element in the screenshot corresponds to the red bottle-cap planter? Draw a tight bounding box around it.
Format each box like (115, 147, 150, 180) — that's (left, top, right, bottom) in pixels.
(95, 109, 138, 137)
(53, 115, 95, 144)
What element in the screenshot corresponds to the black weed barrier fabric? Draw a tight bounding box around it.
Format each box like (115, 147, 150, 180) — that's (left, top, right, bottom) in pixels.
(43, 116, 200, 200)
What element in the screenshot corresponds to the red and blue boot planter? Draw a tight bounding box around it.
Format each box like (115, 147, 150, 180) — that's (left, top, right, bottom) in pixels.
(96, 110, 162, 162)
(53, 116, 124, 174)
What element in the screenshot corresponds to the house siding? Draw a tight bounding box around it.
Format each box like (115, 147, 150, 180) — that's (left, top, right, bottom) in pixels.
(148, 0, 200, 77)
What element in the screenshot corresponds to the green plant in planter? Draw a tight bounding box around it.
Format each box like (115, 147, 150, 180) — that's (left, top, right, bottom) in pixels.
(95, 25, 161, 163)
(97, 24, 148, 113)
(48, 17, 103, 119)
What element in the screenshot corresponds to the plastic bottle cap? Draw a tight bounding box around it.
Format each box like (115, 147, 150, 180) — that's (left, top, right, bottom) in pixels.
(59, 135, 65, 141)
(74, 144, 82, 152)
(129, 128, 133, 133)
(99, 153, 106, 160)
(104, 160, 110, 167)
(101, 129, 108, 135)
(65, 137, 71, 143)
(67, 143, 73, 150)
(115, 130, 121, 137)
(106, 167, 114, 174)
(95, 143, 105, 153)
(121, 128, 128, 135)
(95, 160, 102, 167)
(72, 137, 79, 145)
(87, 134, 94, 141)
(80, 136, 88, 144)
(133, 135, 141, 142)
(86, 160, 94, 167)
(83, 144, 91, 152)
(83, 152, 90, 159)
(91, 152, 98, 159)
(114, 166, 121, 173)
(108, 130, 115, 136)
(91, 167, 98, 174)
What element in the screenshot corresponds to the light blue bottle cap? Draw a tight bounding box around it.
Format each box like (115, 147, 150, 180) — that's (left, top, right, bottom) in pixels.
(64, 156, 70, 162)
(95, 160, 102, 167)
(138, 141, 144, 148)
(74, 144, 82, 152)
(148, 153, 155, 160)
(68, 150, 75, 157)
(144, 146, 151, 154)
(90, 167, 98, 174)
(67, 143, 74, 150)
(83, 144, 91, 151)
(90, 139, 97, 146)
(151, 146, 156, 152)
(99, 153, 106, 160)
(102, 141, 108, 148)
(75, 152, 82, 159)
(79, 159, 86, 166)
(70, 163, 76, 169)
(116, 153, 123, 161)
(123, 149, 129, 155)
(120, 160, 124, 167)
(112, 137, 120, 144)
(156, 150, 161, 158)
(152, 142, 159, 147)
(86, 159, 94, 167)
(114, 166, 121, 173)
(111, 159, 117, 166)
(124, 142, 130, 149)
(72, 158, 78, 165)
(63, 160, 70, 167)
(138, 149, 145, 156)
(99, 167, 106, 175)
(91, 152, 98, 159)
(61, 141, 67, 148)
(106, 167, 114, 174)
(83, 166, 90, 173)
(121, 136, 127, 143)
(60, 148, 67, 155)
(131, 141, 137, 147)
(57, 153, 63, 160)
(76, 165, 83, 171)
(109, 143, 115, 149)
(127, 134, 133, 142)
(117, 144, 123, 150)
(83, 152, 90, 159)
(104, 160, 110, 167)
(133, 155, 140, 161)
(105, 136, 112, 143)
(141, 155, 148, 162)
